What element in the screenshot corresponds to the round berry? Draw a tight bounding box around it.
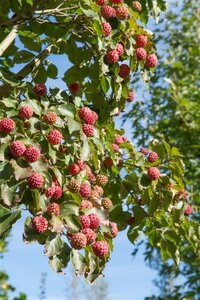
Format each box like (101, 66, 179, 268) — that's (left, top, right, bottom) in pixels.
(116, 43, 124, 56)
(52, 185, 63, 200)
(105, 49, 119, 64)
(132, 1, 142, 12)
(27, 172, 44, 189)
(70, 232, 87, 250)
(115, 135, 123, 144)
(112, 0, 123, 3)
(69, 163, 80, 176)
(67, 179, 80, 193)
(88, 213, 100, 229)
(88, 173, 96, 185)
(0, 118, 15, 134)
(102, 22, 112, 37)
(145, 54, 158, 68)
(80, 215, 91, 229)
(109, 222, 118, 238)
(147, 167, 160, 180)
(45, 183, 56, 198)
(77, 160, 86, 171)
(140, 147, 148, 155)
(34, 83, 47, 96)
(79, 107, 97, 125)
(32, 216, 48, 233)
(96, 174, 108, 187)
(136, 34, 148, 47)
(80, 183, 91, 198)
(101, 6, 116, 19)
(112, 143, 120, 152)
(47, 129, 62, 145)
(82, 124, 94, 137)
(103, 157, 113, 168)
(43, 112, 58, 125)
(93, 185, 104, 196)
(119, 64, 130, 78)
(82, 228, 97, 244)
(47, 203, 60, 216)
(102, 198, 113, 210)
(184, 204, 192, 216)
(19, 105, 33, 119)
(148, 152, 159, 163)
(136, 47, 147, 60)
(96, 0, 107, 5)
(92, 241, 109, 257)
(69, 83, 80, 94)
(127, 91, 135, 102)
(24, 146, 41, 163)
(10, 141, 26, 158)
(80, 200, 93, 210)
(116, 6, 129, 20)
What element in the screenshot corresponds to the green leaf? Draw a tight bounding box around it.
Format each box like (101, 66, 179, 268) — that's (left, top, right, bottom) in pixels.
(0, 208, 21, 236)
(45, 234, 64, 257)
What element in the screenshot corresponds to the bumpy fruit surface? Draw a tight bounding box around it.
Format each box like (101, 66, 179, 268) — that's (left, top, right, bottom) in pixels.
(136, 47, 147, 60)
(80, 183, 91, 197)
(69, 163, 80, 176)
(102, 22, 112, 37)
(27, 172, 44, 189)
(47, 129, 62, 145)
(145, 54, 158, 68)
(119, 64, 130, 78)
(136, 34, 148, 47)
(0, 118, 15, 134)
(103, 157, 113, 168)
(43, 112, 58, 124)
(112, 0, 122, 3)
(115, 135, 123, 144)
(24, 146, 41, 163)
(69, 82, 80, 93)
(96, 0, 107, 5)
(102, 197, 113, 210)
(45, 183, 56, 198)
(88, 213, 100, 229)
(116, 6, 129, 20)
(67, 179, 80, 193)
(19, 105, 33, 119)
(127, 91, 135, 102)
(184, 204, 192, 216)
(80, 200, 93, 210)
(96, 174, 108, 187)
(140, 147, 148, 155)
(116, 43, 124, 56)
(77, 160, 86, 171)
(105, 49, 119, 64)
(47, 203, 60, 216)
(110, 222, 118, 238)
(10, 141, 26, 158)
(101, 6, 116, 19)
(147, 167, 160, 180)
(148, 152, 159, 163)
(32, 216, 48, 233)
(83, 124, 94, 137)
(80, 215, 91, 229)
(132, 1, 142, 12)
(82, 228, 97, 244)
(88, 173, 96, 184)
(92, 241, 109, 257)
(70, 233, 87, 250)
(112, 143, 120, 152)
(52, 185, 63, 200)
(79, 107, 97, 125)
(94, 185, 104, 196)
(34, 83, 47, 96)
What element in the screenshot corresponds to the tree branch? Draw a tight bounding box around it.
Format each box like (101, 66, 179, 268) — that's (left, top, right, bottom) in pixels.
(0, 26, 19, 56)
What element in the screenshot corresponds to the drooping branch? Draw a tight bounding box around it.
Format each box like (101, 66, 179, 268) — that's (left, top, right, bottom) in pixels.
(0, 26, 19, 56)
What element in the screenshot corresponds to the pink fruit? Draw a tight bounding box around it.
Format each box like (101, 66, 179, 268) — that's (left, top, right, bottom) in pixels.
(148, 152, 159, 163)
(88, 213, 100, 229)
(115, 135, 123, 144)
(102, 197, 113, 210)
(82, 228, 97, 244)
(24, 146, 41, 163)
(70, 232, 87, 250)
(52, 185, 63, 200)
(80, 200, 93, 210)
(119, 64, 130, 78)
(103, 157, 113, 168)
(93, 185, 104, 196)
(96, 174, 108, 187)
(112, 0, 123, 3)
(19, 105, 33, 119)
(116, 43, 124, 56)
(80, 215, 91, 229)
(96, 0, 107, 5)
(101, 6, 116, 19)
(68, 179, 81, 193)
(92, 241, 109, 257)
(34, 83, 47, 96)
(102, 22, 112, 37)
(112, 143, 120, 152)
(43, 112, 58, 124)
(109, 222, 118, 238)
(140, 147, 148, 155)
(27, 172, 44, 189)
(105, 49, 119, 64)
(136, 47, 147, 60)
(116, 6, 129, 20)
(132, 1, 142, 12)
(80, 183, 91, 198)
(147, 167, 160, 180)
(184, 204, 192, 216)
(32, 216, 48, 233)
(82, 124, 94, 137)
(0, 118, 15, 134)
(69, 163, 80, 176)
(145, 54, 158, 68)
(69, 83, 80, 93)
(79, 107, 97, 125)
(47, 203, 60, 216)
(136, 34, 148, 47)
(47, 129, 62, 145)
(10, 141, 26, 158)
(45, 183, 56, 198)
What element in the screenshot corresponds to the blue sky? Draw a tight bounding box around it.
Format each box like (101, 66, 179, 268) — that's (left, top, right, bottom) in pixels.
(0, 4, 178, 299)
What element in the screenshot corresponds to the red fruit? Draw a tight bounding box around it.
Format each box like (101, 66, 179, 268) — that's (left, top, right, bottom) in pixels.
(69, 163, 80, 176)
(24, 146, 41, 163)
(177, 189, 188, 200)
(45, 183, 56, 198)
(92, 241, 109, 257)
(116, 43, 124, 56)
(52, 185, 63, 200)
(70, 232, 87, 250)
(34, 83, 47, 96)
(10, 141, 26, 158)
(82, 124, 94, 137)
(88, 213, 100, 229)
(43, 112, 58, 124)
(145, 54, 158, 68)
(32, 216, 48, 233)
(80, 183, 91, 198)
(184, 204, 192, 216)
(92, 111, 98, 123)
(101, 6, 116, 19)
(77, 160, 86, 171)
(0, 118, 15, 134)
(103, 157, 113, 168)
(80, 215, 91, 229)
(140, 147, 148, 155)
(96, 174, 108, 187)
(132, 1, 142, 12)
(148, 152, 159, 163)
(112, 143, 120, 152)
(122, 136, 128, 142)
(90, 189, 100, 201)
(47, 203, 60, 216)
(68, 179, 80, 193)
(127, 91, 135, 102)
(110, 222, 118, 238)
(147, 167, 160, 180)
(112, 0, 123, 3)
(69, 82, 80, 94)
(136, 34, 148, 47)
(136, 47, 147, 60)
(27, 172, 44, 189)
(115, 135, 123, 144)
(119, 64, 130, 78)
(82, 228, 97, 244)
(105, 49, 119, 64)
(85, 165, 92, 177)
(19, 105, 33, 119)
(102, 197, 112, 210)
(93, 185, 104, 196)
(80, 200, 93, 210)
(96, 0, 107, 5)
(116, 6, 129, 20)
(102, 22, 112, 37)
(79, 107, 97, 125)
(47, 129, 62, 145)
(88, 173, 96, 185)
